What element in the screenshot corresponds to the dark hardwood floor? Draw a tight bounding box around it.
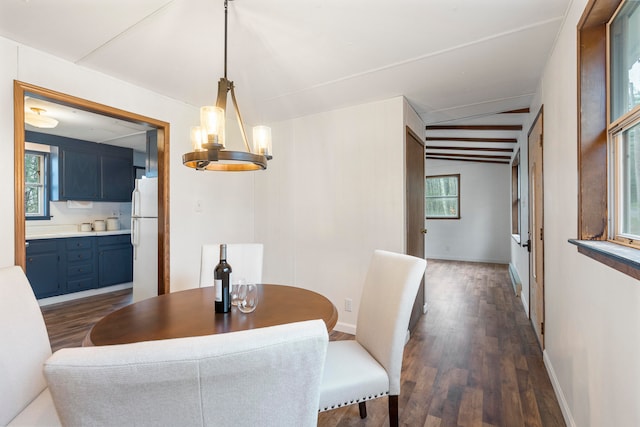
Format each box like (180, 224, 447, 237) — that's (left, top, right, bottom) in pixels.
(41, 288, 132, 352)
(41, 260, 565, 427)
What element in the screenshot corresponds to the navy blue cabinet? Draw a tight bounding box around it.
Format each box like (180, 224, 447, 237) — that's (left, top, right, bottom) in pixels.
(98, 235, 133, 287)
(100, 154, 134, 202)
(64, 237, 98, 292)
(27, 131, 133, 202)
(59, 148, 100, 200)
(26, 235, 132, 299)
(25, 240, 61, 298)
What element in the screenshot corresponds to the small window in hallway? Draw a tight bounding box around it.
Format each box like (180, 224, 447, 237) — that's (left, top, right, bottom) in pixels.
(511, 150, 521, 239)
(426, 174, 460, 219)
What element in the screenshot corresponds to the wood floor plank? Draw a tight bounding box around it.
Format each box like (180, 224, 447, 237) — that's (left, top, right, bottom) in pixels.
(41, 260, 566, 427)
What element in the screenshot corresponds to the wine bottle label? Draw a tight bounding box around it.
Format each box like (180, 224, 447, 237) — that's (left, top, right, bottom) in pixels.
(215, 279, 222, 302)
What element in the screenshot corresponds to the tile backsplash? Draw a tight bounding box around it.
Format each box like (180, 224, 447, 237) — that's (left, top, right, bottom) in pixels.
(26, 201, 132, 232)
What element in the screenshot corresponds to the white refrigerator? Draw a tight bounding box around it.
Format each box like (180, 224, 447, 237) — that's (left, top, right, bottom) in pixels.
(131, 177, 158, 302)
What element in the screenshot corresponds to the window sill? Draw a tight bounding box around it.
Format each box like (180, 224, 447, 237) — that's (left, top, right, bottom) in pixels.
(568, 239, 640, 280)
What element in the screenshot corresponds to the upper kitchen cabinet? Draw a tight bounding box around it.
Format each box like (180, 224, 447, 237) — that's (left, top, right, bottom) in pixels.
(27, 131, 133, 202)
(58, 145, 100, 199)
(100, 148, 134, 202)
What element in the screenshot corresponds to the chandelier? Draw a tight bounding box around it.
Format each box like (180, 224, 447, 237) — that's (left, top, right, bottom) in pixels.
(182, 0, 272, 171)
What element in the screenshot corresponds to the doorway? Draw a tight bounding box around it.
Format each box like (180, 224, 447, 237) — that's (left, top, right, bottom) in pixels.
(406, 126, 426, 332)
(14, 81, 170, 296)
(528, 107, 544, 348)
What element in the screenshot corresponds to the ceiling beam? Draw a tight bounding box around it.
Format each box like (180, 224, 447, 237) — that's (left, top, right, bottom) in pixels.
(425, 124, 523, 131)
(425, 152, 510, 160)
(426, 156, 509, 165)
(499, 108, 530, 114)
(426, 146, 513, 153)
(425, 136, 517, 143)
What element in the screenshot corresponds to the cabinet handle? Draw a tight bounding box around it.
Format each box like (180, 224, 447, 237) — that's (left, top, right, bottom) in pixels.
(28, 257, 33, 262)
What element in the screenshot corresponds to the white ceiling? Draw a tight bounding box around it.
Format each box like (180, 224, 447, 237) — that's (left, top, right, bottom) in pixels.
(0, 0, 570, 158)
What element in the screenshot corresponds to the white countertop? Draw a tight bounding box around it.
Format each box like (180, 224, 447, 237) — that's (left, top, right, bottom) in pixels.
(26, 229, 131, 240)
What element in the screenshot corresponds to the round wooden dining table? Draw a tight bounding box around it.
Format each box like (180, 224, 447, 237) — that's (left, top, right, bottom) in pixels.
(84, 284, 338, 346)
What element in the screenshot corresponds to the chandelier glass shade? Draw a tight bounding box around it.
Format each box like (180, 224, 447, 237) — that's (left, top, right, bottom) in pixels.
(182, 0, 272, 172)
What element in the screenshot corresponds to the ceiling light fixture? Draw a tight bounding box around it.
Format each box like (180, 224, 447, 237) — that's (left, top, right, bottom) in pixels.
(182, 0, 272, 172)
(25, 107, 58, 129)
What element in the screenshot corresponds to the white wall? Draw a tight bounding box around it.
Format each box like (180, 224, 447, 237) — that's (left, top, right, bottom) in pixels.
(424, 159, 511, 264)
(255, 96, 418, 332)
(0, 38, 256, 292)
(508, 1, 640, 425)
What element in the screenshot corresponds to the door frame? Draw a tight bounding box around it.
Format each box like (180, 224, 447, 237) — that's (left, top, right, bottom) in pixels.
(527, 106, 544, 348)
(406, 126, 426, 332)
(14, 80, 171, 296)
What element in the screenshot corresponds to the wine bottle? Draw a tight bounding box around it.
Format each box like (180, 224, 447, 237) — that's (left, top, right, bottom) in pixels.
(214, 244, 233, 313)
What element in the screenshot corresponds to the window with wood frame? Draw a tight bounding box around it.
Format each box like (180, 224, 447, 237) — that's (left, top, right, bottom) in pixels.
(25, 150, 50, 220)
(575, 0, 640, 278)
(511, 150, 521, 238)
(426, 174, 460, 219)
(608, 0, 640, 248)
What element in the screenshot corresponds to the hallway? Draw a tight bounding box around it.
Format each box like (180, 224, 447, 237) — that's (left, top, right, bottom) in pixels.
(318, 260, 565, 426)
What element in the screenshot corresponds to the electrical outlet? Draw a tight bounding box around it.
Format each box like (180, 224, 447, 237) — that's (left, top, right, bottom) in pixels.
(344, 298, 352, 312)
(195, 199, 203, 213)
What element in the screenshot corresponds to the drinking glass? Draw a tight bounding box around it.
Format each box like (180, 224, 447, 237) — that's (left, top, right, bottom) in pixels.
(230, 277, 245, 306)
(237, 283, 258, 313)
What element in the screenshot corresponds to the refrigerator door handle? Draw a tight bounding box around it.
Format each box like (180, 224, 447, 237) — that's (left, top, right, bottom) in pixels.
(131, 218, 140, 260)
(132, 188, 140, 217)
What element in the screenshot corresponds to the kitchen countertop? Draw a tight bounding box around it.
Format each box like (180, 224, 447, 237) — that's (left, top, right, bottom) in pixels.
(26, 229, 131, 240)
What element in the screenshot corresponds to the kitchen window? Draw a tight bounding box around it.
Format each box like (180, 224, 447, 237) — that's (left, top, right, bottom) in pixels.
(426, 174, 460, 219)
(608, 0, 640, 248)
(25, 150, 50, 220)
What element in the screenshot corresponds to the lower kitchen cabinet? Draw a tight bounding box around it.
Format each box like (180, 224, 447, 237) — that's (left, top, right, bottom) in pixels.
(98, 235, 133, 287)
(26, 234, 133, 299)
(25, 240, 62, 298)
(64, 237, 97, 293)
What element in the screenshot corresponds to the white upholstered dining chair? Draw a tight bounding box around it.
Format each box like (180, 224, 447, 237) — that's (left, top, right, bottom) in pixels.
(318, 250, 427, 427)
(44, 319, 328, 427)
(199, 243, 263, 287)
(0, 265, 61, 426)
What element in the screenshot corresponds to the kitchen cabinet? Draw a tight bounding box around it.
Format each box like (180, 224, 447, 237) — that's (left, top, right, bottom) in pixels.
(98, 234, 133, 287)
(59, 148, 100, 200)
(25, 240, 62, 298)
(101, 154, 134, 202)
(27, 131, 134, 202)
(26, 234, 132, 299)
(64, 237, 98, 292)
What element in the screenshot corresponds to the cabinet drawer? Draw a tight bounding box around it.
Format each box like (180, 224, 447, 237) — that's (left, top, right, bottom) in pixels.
(98, 234, 131, 246)
(67, 277, 94, 292)
(67, 262, 93, 277)
(66, 238, 94, 250)
(67, 248, 93, 262)
(26, 240, 58, 255)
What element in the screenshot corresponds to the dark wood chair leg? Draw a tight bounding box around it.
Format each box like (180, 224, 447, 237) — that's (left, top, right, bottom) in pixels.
(388, 395, 399, 427)
(358, 401, 367, 419)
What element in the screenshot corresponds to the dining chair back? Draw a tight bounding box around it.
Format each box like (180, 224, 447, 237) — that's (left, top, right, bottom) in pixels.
(318, 250, 427, 427)
(45, 319, 328, 427)
(0, 265, 60, 426)
(199, 243, 263, 287)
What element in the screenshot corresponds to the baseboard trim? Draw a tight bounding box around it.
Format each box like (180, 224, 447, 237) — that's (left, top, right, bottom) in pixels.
(38, 282, 133, 307)
(508, 263, 522, 297)
(426, 256, 510, 264)
(520, 291, 529, 315)
(334, 321, 356, 335)
(543, 350, 576, 427)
